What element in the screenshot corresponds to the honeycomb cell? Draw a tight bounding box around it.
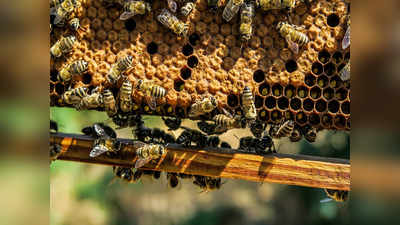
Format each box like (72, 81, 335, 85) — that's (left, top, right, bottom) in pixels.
(277, 97, 289, 110)
(55, 83, 65, 95)
(310, 86, 322, 99)
(336, 88, 348, 101)
(227, 94, 239, 108)
(324, 62, 336, 76)
(254, 95, 264, 109)
(271, 110, 282, 123)
(329, 76, 342, 88)
(315, 99, 327, 112)
(272, 84, 283, 97)
(259, 109, 269, 121)
(290, 98, 301, 111)
(303, 98, 314, 112)
(341, 101, 350, 115)
(317, 75, 328, 88)
(328, 100, 340, 113)
(258, 82, 270, 96)
(285, 60, 298, 73)
(284, 85, 295, 98)
(180, 67, 192, 80)
(327, 14, 340, 27)
(304, 73, 316, 87)
(147, 42, 158, 54)
(321, 113, 332, 127)
(309, 114, 320, 126)
(187, 56, 199, 68)
(50, 70, 58, 82)
(82, 73, 92, 85)
(182, 44, 193, 56)
(311, 62, 323, 75)
(332, 51, 343, 64)
(318, 50, 330, 64)
(189, 33, 200, 46)
(174, 80, 185, 92)
(265, 96, 276, 109)
(334, 115, 346, 128)
(296, 112, 307, 125)
(253, 70, 265, 83)
(297, 86, 308, 98)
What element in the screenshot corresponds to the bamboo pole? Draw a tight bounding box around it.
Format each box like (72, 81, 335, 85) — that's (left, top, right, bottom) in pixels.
(50, 132, 350, 191)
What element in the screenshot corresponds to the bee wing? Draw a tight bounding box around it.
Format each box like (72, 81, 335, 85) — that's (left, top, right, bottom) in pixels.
(90, 145, 108, 157)
(286, 35, 299, 55)
(167, 0, 177, 13)
(119, 11, 135, 20)
(320, 198, 333, 203)
(342, 27, 350, 50)
(144, 95, 157, 110)
(221, 108, 233, 118)
(94, 123, 108, 138)
(135, 157, 152, 169)
(339, 64, 350, 81)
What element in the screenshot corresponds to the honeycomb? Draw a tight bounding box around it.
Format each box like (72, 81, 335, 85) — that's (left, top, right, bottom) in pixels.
(50, 0, 350, 131)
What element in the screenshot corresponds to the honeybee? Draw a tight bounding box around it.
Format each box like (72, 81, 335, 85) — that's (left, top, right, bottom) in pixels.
(113, 166, 134, 182)
(241, 86, 257, 121)
(339, 62, 350, 81)
(157, 9, 189, 37)
(50, 0, 80, 26)
(197, 120, 227, 135)
(162, 117, 182, 130)
(180, 2, 195, 17)
(136, 79, 167, 110)
(167, 0, 178, 13)
(177, 126, 208, 147)
(257, 0, 296, 11)
(188, 96, 217, 118)
(342, 16, 350, 50)
(213, 110, 247, 131)
(193, 176, 224, 192)
(304, 126, 317, 143)
(119, 0, 151, 20)
(58, 60, 88, 82)
(276, 22, 309, 54)
(320, 189, 349, 203)
(249, 121, 265, 138)
(62, 86, 87, 105)
(269, 120, 295, 138)
(50, 35, 76, 58)
(119, 79, 133, 112)
(239, 2, 255, 42)
(106, 55, 133, 85)
(239, 131, 276, 153)
(50, 120, 62, 161)
(82, 123, 122, 157)
(134, 141, 166, 168)
(77, 87, 103, 110)
(208, 0, 220, 12)
(222, 0, 244, 22)
(167, 172, 180, 188)
(289, 126, 302, 142)
(220, 141, 232, 148)
(103, 89, 118, 117)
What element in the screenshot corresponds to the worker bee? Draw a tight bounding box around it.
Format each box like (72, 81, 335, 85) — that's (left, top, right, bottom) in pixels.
(134, 141, 166, 168)
(213, 109, 247, 131)
(239, 131, 276, 153)
(241, 86, 257, 121)
(193, 176, 224, 192)
(320, 189, 349, 203)
(239, 2, 255, 42)
(342, 16, 350, 50)
(106, 55, 133, 85)
(257, 0, 296, 11)
(157, 8, 189, 37)
(177, 126, 208, 147)
(50, 35, 76, 58)
(102, 89, 118, 117)
(162, 117, 182, 130)
(77, 87, 103, 110)
(82, 123, 122, 158)
(289, 125, 302, 142)
(222, 0, 244, 22)
(167, 0, 178, 13)
(119, 0, 151, 20)
(119, 79, 133, 112)
(180, 2, 195, 17)
(167, 172, 180, 188)
(208, 0, 220, 12)
(188, 96, 217, 118)
(113, 166, 134, 182)
(50, 0, 80, 26)
(276, 21, 309, 54)
(303, 126, 317, 143)
(269, 120, 295, 138)
(339, 62, 350, 81)
(132, 115, 152, 142)
(249, 121, 265, 138)
(62, 86, 88, 105)
(58, 60, 88, 82)
(197, 120, 227, 135)
(136, 79, 167, 110)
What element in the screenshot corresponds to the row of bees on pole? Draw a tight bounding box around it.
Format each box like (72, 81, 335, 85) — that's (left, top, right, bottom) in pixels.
(49, 0, 349, 201)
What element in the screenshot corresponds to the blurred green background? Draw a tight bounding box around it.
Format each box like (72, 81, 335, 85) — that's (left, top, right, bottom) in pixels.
(50, 107, 350, 225)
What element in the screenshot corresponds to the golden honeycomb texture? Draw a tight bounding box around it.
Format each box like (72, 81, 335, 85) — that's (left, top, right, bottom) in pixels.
(50, 0, 350, 131)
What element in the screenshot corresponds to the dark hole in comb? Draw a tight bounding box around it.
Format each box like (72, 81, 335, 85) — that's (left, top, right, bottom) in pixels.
(124, 18, 136, 31)
(285, 60, 297, 72)
(187, 56, 198, 68)
(182, 44, 193, 56)
(180, 67, 192, 80)
(327, 14, 340, 27)
(189, 33, 200, 46)
(147, 42, 158, 54)
(253, 70, 265, 83)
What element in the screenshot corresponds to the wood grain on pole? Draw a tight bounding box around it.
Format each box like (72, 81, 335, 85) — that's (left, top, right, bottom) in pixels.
(51, 132, 350, 191)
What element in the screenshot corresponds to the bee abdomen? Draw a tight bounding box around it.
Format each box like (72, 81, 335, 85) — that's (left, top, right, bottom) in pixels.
(74, 87, 88, 98)
(69, 60, 88, 75)
(117, 55, 133, 71)
(150, 86, 166, 98)
(242, 86, 253, 105)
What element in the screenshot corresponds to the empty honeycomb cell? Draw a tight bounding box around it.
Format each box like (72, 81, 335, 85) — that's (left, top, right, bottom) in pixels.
(284, 85, 295, 98)
(87, 6, 97, 19)
(329, 76, 342, 88)
(296, 112, 307, 125)
(55, 83, 65, 95)
(113, 19, 125, 31)
(285, 60, 298, 73)
(182, 44, 194, 56)
(82, 73, 92, 85)
(227, 94, 239, 108)
(50, 70, 58, 82)
(318, 50, 331, 64)
(290, 98, 301, 111)
(297, 86, 308, 98)
(309, 114, 320, 126)
(146, 42, 158, 55)
(321, 113, 332, 127)
(334, 115, 346, 128)
(254, 95, 264, 109)
(317, 75, 328, 88)
(315, 99, 327, 112)
(253, 70, 265, 83)
(277, 97, 289, 110)
(336, 88, 348, 101)
(91, 18, 102, 30)
(332, 51, 343, 64)
(303, 98, 314, 112)
(174, 80, 185, 92)
(328, 100, 340, 113)
(341, 101, 350, 115)
(187, 56, 199, 68)
(265, 96, 276, 109)
(311, 62, 323, 75)
(327, 14, 340, 27)
(310, 86, 322, 99)
(180, 67, 192, 80)
(189, 33, 200, 46)
(324, 62, 336, 76)
(272, 84, 283, 97)
(270, 110, 282, 123)
(258, 82, 270, 96)
(259, 109, 269, 121)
